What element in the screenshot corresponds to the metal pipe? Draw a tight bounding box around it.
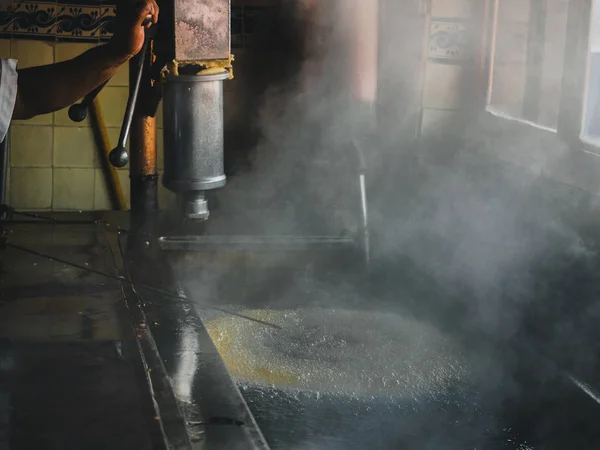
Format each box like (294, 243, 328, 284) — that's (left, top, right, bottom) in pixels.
(131, 115, 157, 177)
(130, 113, 158, 214)
(347, 0, 378, 268)
(129, 36, 159, 216)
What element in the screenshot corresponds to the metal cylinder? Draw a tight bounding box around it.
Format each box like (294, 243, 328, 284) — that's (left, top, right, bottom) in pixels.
(163, 72, 228, 195)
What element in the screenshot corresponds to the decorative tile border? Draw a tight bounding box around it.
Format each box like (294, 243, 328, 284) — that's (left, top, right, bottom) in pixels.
(0, 1, 115, 41)
(429, 19, 471, 64)
(4, 2, 115, 40)
(0, 1, 269, 46)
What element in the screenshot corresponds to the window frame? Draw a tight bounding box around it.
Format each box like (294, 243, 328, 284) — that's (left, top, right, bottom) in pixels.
(483, 0, 597, 153)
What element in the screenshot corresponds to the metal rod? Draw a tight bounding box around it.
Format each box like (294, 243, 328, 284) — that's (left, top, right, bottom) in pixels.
(359, 172, 370, 267)
(5, 242, 282, 330)
(122, 44, 148, 150)
(110, 19, 154, 168)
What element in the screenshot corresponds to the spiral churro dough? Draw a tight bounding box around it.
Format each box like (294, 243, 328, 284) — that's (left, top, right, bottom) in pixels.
(205, 308, 470, 400)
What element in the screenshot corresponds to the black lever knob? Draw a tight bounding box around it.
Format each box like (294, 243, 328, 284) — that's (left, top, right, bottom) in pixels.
(109, 146, 129, 168)
(68, 79, 110, 123)
(68, 103, 88, 122)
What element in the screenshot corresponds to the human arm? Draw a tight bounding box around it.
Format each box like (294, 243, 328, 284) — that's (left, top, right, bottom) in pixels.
(11, 0, 159, 120)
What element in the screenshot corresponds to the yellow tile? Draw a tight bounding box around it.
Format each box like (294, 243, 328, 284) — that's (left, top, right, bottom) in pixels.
(423, 62, 466, 109)
(10, 125, 53, 167)
(9, 168, 53, 209)
(11, 40, 54, 68)
(104, 127, 119, 146)
(12, 113, 53, 126)
(54, 107, 90, 127)
(158, 172, 177, 210)
(117, 169, 131, 209)
(97, 86, 128, 127)
(94, 168, 130, 210)
(107, 59, 129, 87)
(0, 40, 9, 59)
(53, 168, 95, 210)
(55, 42, 95, 62)
(54, 126, 96, 168)
(157, 99, 163, 129)
(93, 168, 112, 210)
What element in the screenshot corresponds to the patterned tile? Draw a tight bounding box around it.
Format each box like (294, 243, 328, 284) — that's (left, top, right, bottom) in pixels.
(55, 4, 114, 40)
(429, 19, 470, 63)
(5, 1, 58, 38)
(0, 2, 265, 45)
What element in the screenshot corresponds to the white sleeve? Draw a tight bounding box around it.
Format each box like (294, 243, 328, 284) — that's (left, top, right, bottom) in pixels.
(0, 59, 17, 143)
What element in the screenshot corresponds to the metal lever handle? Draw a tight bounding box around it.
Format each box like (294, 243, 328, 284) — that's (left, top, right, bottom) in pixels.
(109, 17, 154, 168)
(69, 16, 154, 125)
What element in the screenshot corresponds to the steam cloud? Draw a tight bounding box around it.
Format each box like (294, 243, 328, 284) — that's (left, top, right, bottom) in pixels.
(179, 1, 600, 448)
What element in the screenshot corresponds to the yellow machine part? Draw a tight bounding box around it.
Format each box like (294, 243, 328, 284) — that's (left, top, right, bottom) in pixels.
(166, 55, 235, 79)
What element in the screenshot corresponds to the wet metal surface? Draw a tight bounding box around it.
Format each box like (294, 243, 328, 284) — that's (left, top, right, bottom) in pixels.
(140, 283, 270, 450)
(0, 213, 267, 449)
(171, 246, 600, 450)
(6, 212, 600, 449)
(0, 220, 160, 449)
(9, 342, 155, 450)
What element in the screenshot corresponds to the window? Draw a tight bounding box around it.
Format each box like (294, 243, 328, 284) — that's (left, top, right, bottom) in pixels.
(486, 0, 570, 132)
(581, 0, 600, 146)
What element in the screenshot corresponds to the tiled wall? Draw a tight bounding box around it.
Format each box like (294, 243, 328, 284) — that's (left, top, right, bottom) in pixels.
(420, 0, 482, 137)
(3, 40, 175, 211)
(1, 1, 275, 211)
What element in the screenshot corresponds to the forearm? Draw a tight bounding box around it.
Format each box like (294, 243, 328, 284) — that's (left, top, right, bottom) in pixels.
(12, 42, 130, 120)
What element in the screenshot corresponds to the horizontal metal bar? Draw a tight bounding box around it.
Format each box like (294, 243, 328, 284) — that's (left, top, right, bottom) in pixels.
(158, 235, 358, 251)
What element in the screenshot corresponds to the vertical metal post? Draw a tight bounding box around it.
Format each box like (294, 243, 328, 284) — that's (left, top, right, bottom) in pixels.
(129, 42, 159, 217)
(128, 41, 159, 247)
(0, 131, 9, 207)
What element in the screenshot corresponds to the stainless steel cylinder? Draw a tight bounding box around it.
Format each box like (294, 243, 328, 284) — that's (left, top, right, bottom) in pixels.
(163, 72, 229, 194)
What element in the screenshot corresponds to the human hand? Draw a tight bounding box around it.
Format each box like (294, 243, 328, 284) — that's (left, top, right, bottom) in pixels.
(110, 0, 159, 59)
